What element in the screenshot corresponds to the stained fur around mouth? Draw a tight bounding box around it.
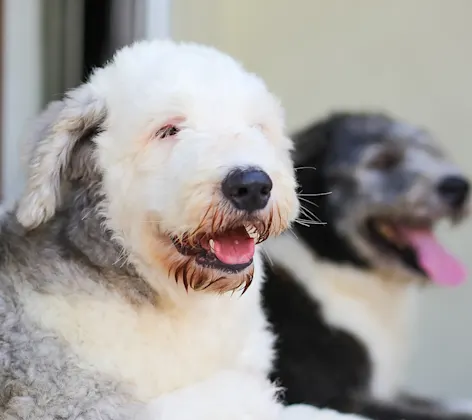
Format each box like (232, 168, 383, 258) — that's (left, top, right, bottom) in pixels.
(168, 207, 277, 274)
(170, 234, 253, 274)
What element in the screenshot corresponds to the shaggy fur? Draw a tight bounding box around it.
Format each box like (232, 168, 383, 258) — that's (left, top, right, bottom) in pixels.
(0, 40, 302, 419)
(263, 112, 472, 420)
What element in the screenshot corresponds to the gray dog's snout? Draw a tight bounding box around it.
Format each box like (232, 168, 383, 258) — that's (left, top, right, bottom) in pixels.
(222, 168, 273, 212)
(437, 175, 470, 209)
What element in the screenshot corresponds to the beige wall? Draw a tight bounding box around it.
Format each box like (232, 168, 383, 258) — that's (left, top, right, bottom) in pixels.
(172, 0, 472, 398)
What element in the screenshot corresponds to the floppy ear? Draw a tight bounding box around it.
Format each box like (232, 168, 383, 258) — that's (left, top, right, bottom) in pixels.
(16, 84, 106, 230)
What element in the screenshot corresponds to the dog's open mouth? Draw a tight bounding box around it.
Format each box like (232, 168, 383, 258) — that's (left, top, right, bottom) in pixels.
(171, 225, 259, 273)
(366, 218, 466, 286)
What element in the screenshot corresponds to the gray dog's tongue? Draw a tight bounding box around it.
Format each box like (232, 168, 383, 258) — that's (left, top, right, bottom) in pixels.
(401, 229, 466, 286)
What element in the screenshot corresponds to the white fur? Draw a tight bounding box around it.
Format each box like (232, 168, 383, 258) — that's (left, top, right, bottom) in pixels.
(443, 400, 472, 414)
(21, 254, 274, 404)
(281, 404, 369, 420)
(16, 40, 302, 420)
(263, 233, 420, 400)
(138, 370, 282, 420)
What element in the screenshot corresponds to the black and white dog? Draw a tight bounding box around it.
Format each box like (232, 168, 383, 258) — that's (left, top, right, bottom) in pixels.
(263, 112, 471, 420)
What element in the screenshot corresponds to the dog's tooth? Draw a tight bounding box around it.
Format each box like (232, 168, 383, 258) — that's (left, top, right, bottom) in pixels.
(244, 224, 259, 239)
(209, 239, 215, 253)
(378, 223, 395, 239)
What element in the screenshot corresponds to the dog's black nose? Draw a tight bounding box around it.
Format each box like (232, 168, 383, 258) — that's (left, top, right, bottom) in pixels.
(222, 168, 273, 212)
(437, 175, 470, 208)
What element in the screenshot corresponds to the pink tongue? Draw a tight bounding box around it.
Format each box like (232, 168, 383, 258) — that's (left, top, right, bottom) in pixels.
(212, 228, 255, 265)
(401, 229, 466, 286)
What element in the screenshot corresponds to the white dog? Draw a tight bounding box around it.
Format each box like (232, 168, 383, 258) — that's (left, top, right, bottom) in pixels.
(0, 39, 303, 419)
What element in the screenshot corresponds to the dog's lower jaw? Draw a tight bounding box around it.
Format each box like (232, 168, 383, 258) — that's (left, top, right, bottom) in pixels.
(134, 239, 260, 300)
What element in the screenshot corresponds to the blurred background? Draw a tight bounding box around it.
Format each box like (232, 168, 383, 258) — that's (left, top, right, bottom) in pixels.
(1, 0, 471, 399)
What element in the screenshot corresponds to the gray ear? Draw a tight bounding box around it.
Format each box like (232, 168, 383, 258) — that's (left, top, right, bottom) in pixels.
(291, 119, 331, 165)
(291, 112, 351, 165)
(16, 84, 106, 230)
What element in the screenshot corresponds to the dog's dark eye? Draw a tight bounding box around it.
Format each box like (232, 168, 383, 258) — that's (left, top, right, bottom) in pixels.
(156, 125, 180, 139)
(369, 151, 401, 171)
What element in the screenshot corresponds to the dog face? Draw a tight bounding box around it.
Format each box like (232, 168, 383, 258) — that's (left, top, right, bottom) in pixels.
(295, 112, 469, 284)
(16, 40, 299, 294)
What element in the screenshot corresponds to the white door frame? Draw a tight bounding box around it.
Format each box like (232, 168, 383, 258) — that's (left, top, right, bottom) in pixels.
(136, 0, 172, 41)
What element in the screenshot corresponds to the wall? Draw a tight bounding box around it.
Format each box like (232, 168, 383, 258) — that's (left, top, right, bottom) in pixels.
(172, 0, 472, 398)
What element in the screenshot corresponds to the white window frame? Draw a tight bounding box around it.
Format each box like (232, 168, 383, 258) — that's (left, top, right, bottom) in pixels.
(135, 0, 172, 41)
(0, 0, 172, 206)
(1, 0, 43, 207)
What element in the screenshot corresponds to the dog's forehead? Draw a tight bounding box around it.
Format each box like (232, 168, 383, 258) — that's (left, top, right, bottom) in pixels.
(105, 41, 265, 97)
(93, 41, 278, 130)
(328, 115, 444, 164)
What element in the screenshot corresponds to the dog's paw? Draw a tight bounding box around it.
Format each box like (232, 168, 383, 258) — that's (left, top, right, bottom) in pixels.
(281, 404, 370, 420)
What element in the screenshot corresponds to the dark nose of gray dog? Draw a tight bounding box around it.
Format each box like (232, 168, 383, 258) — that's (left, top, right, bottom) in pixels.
(222, 168, 273, 212)
(437, 175, 470, 209)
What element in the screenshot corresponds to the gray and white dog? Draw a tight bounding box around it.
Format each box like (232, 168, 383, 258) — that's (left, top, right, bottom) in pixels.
(0, 40, 301, 419)
(263, 112, 471, 420)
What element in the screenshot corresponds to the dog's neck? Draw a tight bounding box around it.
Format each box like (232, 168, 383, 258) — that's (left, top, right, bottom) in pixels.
(264, 232, 420, 399)
(59, 182, 133, 274)
(32, 181, 160, 305)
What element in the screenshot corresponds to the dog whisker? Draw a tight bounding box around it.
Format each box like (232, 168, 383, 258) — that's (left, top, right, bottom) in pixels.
(288, 228, 299, 239)
(297, 191, 332, 197)
(299, 203, 322, 223)
(297, 212, 317, 224)
(296, 204, 326, 227)
(298, 196, 319, 209)
(295, 219, 325, 227)
(293, 218, 311, 227)
(295, 166, 317, 172)
(297, 220, 326, 227)
(298, 206, 314, 218)
(296, 215, 324, 224)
